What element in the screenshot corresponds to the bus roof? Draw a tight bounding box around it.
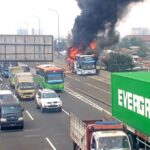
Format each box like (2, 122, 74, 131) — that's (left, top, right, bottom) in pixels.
(36, 64, 63, 72)
(76, 54, 95, 58)
(36, 64, 55, 69)
(42, 67, 63, 72)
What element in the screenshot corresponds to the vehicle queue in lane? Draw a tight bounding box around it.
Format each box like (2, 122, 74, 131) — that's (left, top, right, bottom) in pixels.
(0, 62, 65, 130)
(2, 63, 67, 150)
(0, 61, 112, 150)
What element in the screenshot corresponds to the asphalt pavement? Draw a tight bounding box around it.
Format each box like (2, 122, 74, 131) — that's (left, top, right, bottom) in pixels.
(0, 56, 112, 150)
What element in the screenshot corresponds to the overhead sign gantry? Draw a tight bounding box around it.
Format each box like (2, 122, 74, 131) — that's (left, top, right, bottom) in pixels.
(0, 35, 53, 62)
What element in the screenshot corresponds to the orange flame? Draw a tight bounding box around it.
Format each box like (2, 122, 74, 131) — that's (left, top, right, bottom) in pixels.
(68, 47, 80, 61)
(90, 41, 97, 50)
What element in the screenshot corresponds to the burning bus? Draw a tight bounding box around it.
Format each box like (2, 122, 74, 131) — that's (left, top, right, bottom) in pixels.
(66, 41, 100, 75)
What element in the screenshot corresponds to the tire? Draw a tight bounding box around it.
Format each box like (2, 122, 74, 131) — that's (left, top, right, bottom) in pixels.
(1, 126, 5, 130)
(36, 101, 39, 109)
(19, 125, 24, 129)
(128, 133, 136, 149)
(40, 107, 44, 113)
(58, 107, 62, 112)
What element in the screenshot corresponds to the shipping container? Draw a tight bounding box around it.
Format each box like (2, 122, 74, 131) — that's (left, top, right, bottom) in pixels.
(111, 72, 150, 149)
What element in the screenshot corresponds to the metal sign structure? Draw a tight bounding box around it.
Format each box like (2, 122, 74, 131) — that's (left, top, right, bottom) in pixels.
(0, 35, 53, 62)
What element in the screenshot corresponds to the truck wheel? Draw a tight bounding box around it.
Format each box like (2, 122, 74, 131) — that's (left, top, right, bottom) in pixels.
(128, 133, 136, 149)
(73, 142, 77, 150)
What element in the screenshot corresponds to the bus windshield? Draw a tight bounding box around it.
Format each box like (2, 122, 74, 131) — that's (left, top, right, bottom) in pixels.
(81, 62, 96, 70)
(47, 73, 64, 83)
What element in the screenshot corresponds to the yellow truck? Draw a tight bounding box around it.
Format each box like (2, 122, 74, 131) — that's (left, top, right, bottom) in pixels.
(14, 72, 35, 100)
(9, 66, 24, 88)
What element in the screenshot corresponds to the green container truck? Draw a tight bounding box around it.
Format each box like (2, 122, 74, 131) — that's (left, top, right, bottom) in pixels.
(111, 72, 150, 149)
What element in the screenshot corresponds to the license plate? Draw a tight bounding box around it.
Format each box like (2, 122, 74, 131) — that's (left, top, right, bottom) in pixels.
(11, 124, 15, 126)
(48, 105, 57, 107)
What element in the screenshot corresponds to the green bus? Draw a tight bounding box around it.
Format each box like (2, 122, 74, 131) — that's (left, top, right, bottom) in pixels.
(35, 64, 65, 92)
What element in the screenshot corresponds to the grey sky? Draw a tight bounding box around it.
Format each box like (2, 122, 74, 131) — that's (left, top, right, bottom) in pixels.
(0, 0, 149, 38)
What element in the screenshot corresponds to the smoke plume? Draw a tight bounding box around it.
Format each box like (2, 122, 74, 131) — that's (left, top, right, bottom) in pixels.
(72, 0, 144, 50)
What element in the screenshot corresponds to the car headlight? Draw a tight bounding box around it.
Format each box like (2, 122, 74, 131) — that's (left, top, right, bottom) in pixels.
(0, 118, 7, 122)
(18, 117, 23, 121)
(58, 101, 62, 106)
(42, 102, 47, 107)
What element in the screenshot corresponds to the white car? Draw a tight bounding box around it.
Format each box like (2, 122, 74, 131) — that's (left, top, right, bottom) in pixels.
(35, 89, 62, 112)
(0, 90, 16, 101)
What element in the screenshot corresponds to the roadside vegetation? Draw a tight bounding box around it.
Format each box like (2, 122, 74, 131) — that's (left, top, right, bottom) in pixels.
(103, 53, 135, 72)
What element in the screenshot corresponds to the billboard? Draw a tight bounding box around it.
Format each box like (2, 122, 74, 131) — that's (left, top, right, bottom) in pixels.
(111, 72, 150, 136)
(0, 35, 53, 62)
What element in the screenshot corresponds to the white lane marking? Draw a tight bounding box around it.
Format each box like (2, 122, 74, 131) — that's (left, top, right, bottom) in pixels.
(62, 109, 69, 116)
(89, 76, 110, 84)
(75, 78, 80, 82)
(26, 110, 34, 120)
(66, 75, 80, 81)
(45, 137, 57, 150)
(65, 87, 111, 116)
(6, 85, 9, 89)
(87, 83, 111, 94)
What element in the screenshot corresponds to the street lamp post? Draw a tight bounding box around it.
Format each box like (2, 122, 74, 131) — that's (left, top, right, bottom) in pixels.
(48, 8, 60, 51)
(32, 15, 41, 35)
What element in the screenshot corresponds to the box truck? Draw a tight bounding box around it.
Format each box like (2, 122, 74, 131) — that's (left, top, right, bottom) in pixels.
(9, 66, 24, 88)
(15, 72, 35, 100)
(70, 112, 131, 150)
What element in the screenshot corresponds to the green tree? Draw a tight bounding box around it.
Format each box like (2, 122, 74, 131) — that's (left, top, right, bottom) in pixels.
(137, 50, 146, 57)
(118, 37, 149, 58)
(130, 37, 144, 46)
(103, 53, 135, 72)
(118, 38, 130, 49)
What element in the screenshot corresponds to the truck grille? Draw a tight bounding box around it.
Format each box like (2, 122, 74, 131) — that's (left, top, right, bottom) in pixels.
(7, 116, 18, 122)
(23, 93, 33, 95)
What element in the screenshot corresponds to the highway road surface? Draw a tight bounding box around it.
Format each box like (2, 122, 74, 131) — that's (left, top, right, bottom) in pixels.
(0, 55, 112, 150)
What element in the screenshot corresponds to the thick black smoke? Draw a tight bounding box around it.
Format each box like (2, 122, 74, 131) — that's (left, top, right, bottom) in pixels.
(72, 0, 144, 50)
